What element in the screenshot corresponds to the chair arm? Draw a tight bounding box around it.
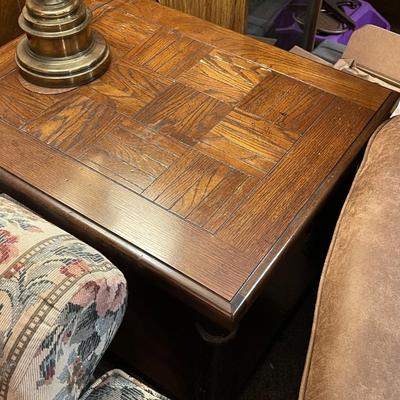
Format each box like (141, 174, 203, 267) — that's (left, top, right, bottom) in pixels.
(0, 195, 127, 400)
(81, 369, 169, 400)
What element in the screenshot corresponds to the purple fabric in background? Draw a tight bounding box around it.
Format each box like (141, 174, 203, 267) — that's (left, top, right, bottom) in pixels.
(274, 0, 390, 49)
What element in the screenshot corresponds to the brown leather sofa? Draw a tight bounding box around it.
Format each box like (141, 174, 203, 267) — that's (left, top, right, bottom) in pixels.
(299, 116, 400, 399)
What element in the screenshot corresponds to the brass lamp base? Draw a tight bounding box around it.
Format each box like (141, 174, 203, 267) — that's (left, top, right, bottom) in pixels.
(16, 31, 110, 88)
(16, 0, 111, 88)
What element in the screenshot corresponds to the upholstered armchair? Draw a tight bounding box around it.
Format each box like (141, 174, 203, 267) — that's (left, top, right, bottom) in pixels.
(0, 195, 167, 399)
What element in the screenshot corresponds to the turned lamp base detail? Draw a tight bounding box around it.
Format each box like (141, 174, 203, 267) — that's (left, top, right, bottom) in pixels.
(16, 0, 111, 88)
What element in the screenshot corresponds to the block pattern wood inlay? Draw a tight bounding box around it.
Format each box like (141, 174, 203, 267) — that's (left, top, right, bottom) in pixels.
(127, 29, 211, 78)
(93, 6, 159, 59)
(177, 49, 272, 103)
(0, 72, 71, 128)
(0, 0, 396, 326)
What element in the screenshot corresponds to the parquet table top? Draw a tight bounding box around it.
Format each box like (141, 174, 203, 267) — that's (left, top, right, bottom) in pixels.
(0, 0, 397, 328)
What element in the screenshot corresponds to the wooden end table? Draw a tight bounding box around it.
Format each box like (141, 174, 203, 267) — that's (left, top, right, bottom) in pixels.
(0, 0, 398, 398)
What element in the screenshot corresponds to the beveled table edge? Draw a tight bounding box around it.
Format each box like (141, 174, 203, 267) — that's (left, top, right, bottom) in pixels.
(0, 167, 236, 329)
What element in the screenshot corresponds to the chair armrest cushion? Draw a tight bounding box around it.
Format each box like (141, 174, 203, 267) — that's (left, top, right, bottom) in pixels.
(81, 369, 169, 400)
(0, 195, 127, 400)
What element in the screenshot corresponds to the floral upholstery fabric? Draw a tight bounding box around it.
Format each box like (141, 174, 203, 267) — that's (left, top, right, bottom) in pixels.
(0, 195, 127, 400)
(81, 370, 168, 400)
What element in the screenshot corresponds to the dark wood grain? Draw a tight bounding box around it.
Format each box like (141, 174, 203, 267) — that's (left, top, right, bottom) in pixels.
(0, 0, 25, 47)
(195, 108, 298, 175)
(0, 72, 72, 128)
(0, 39, 19, 78)
(0, 0, 397, 330)
(239, 73, 334, 133)
(158, 0, 248, 33)
(21, 94, 117, 153)
(135, 83, 232, 145)
(187, 171, 256, 231)
(81, 60, 173, 117)
(0, 121, 252, 302)
(115, 0, 389, 111)
(177, 49, 271, 103)
(92, 6, 159, 59)
(217, 97, 373, 252)
(126, 28, 211, 78)
(86, 0, 114, 11)
(231, 91, 400, 320)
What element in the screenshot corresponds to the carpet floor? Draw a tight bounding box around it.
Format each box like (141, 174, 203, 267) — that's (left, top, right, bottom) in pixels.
(240, 287, 318, 400)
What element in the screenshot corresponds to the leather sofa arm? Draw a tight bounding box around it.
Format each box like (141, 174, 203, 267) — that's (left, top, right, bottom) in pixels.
(299, 116, 400, 399)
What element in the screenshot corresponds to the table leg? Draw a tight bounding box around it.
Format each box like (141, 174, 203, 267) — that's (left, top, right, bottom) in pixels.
(195, 322, 238, 400)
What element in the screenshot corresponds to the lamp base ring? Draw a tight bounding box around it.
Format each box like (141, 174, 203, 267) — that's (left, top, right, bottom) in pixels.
(16, 30, 111, 88)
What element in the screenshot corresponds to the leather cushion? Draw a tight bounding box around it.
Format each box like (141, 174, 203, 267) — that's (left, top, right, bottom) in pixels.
(299, 116, 400, 400)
